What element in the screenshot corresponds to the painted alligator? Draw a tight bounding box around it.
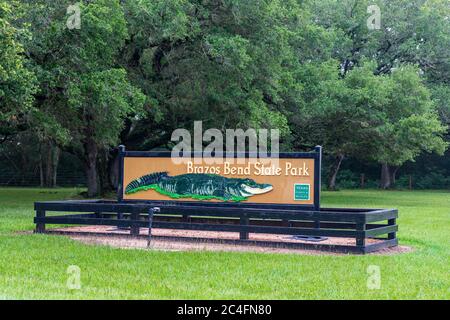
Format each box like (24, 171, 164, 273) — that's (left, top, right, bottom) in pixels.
(125, 172, 273, 202)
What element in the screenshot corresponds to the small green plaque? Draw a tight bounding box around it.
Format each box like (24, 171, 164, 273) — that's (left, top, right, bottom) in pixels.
(294, 183, 310, 201)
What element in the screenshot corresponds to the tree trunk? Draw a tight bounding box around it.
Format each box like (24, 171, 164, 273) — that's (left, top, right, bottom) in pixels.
(380, 164, 400, 189)
(39, 155, 44, 188)
(98, 148, 117, 195)
(84, 139, 99, 197)
(52, 146, 60, 187)
(390, 166, 399, 186)
(380, 163, 391, 189)
(327, 154, 344, 190)
(93, 147, 120, 196)
(109, 148, 120, 190)
(45, 144, 52, 186)
(40, 140, 60, 188)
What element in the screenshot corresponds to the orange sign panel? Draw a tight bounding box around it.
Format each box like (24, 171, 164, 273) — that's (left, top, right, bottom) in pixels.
(122, 157, 316, 205)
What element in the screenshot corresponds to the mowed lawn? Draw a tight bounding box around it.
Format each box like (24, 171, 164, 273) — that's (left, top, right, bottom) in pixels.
(0, 187, 449, 299)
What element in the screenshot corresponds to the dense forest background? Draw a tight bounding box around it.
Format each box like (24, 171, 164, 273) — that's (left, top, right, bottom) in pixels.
(1, 0, 449, 196)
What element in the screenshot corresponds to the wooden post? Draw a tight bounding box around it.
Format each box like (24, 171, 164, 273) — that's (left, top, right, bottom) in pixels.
(314, 220, 320, 229)
(240, 215, 249, 240)
(117, 211, 128, 230)
(35, 210, 46, 233)
(117, 145, 125, 202)
(314, 145, 322, 211)
(360, 173, 365, 189)
(130, 208, 140, 236)
(409, 175, 413, 190)
(388, 218, 396, 240)
(147, 207, 156, 247)
(356, 222, 366, 248)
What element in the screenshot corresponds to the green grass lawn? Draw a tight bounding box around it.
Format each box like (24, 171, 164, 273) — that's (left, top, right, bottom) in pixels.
(0, 187, 449, 299)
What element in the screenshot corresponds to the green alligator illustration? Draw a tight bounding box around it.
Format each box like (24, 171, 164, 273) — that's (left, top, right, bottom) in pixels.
(125, 172, 273, 202)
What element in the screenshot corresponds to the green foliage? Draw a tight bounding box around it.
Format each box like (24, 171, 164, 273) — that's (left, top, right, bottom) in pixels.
(121, 0, 336, 144)
(14, 0, 147, 194)
(375, 65, 447, 166)
(302, 0, 449, 186)
(333, 169, 360, 189)
(431, 84, 450, 128)
(378, 0, 450, 82)
(297, 60, 447, 170)
(296, 60, 389, 158)
(0, 1, 36, 133)
(305, 0, 379, 69)
(307, 0, 450, 79)
(394, 171, 450, 190)
(1, 0, 449, 191)
(67, 69, 146, 148)
(22, 0, 145, 148)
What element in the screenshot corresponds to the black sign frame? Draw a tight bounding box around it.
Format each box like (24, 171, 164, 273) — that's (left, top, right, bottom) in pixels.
(117, 146, 322, 211)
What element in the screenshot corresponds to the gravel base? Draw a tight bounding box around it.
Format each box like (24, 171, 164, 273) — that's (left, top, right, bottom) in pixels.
(45, 226, 412, 256)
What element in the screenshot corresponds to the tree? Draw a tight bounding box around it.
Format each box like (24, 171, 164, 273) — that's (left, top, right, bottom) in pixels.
(431, 85, 450, 133)
(0, 0, 36, 143)
(67, 69, 145, 196)
(304, 0, 450, 188)
(120, 0, 333, 150)
(374, 0, 450, 79)
(22, 0, 146, 195)
(306, 0, 450, 78)
(294, 60, 391, 189)
(304, 0, 380, 75)
(2, 0, 447, 193)
(375, 65, 447, 188)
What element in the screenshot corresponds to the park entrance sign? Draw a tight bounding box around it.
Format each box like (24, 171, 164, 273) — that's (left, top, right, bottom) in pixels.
(34, 145, 399, 254)
(119, 147, 321, 209)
